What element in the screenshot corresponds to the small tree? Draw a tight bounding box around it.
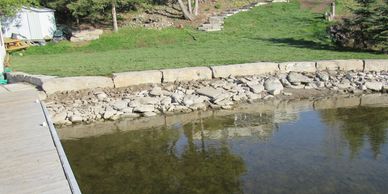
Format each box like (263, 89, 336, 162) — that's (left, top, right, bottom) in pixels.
(177, 0, 199, 21)
(329, 0, 388, 51)
(0, 0, 37, 16)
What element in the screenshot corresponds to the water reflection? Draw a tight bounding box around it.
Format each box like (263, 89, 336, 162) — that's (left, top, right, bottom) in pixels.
(61, 95, 388, 194)
(320, 107, 388, 159)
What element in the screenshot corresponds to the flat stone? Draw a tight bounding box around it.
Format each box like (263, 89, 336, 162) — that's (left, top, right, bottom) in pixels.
(112, 100, 128, 110)
(247, 83, 264, 94)
(196, 87, 223, 99)
(364, 60, 388, 72)
(42, 76, 114, 95)
(279, 61, 316, 73)
(316, 72, 329, 81)
(161, 67, 212, 82)
(316, 60, 364, 71)
(69, 115, 83, 123)
(134, 105, 155, 113)
(52, 111, 67, 125)
(143, 112, 157, 117)
(113, 70, 162, 88)
(103, 110, 117, 120)
(149, 87, 163, 96)
(287, 72, 312, 84)
(365, 81, 383, 91)
(211, 62, 279, 78)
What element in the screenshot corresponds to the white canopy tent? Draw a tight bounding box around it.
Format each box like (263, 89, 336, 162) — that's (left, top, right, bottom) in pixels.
(1, 7, 56, 41)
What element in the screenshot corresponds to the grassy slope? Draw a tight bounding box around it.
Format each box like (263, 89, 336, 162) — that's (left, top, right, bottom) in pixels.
(11, 1, 387, 76)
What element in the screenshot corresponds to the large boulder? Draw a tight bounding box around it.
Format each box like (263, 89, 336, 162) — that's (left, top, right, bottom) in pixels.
(287, 72, 313, 84)
(42, 76, 114, 95)
(161, 67, 212, 82)
(5, 72, 56, 87)
(264, 78, 283, 91)
(211, 62, 279, 78)
(316, 60, 364, 71)
(364, 60, 388, 72)
(113, 70, 162, 88)
(279, 61, 316, 73)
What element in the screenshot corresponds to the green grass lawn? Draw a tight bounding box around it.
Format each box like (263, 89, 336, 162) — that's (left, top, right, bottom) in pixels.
(11, 1, 387, 77)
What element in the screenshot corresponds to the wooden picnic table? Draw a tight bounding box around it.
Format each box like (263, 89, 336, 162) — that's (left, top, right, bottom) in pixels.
(4, 38, 29, 52)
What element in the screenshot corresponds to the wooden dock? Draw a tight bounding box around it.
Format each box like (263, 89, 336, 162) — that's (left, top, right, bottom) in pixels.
(0, 84, 81, 194)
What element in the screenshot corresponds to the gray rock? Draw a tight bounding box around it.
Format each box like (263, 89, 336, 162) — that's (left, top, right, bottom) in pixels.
(247, 83, 264, 94)
(95, 92, 108, 101)
(69, 115, 83, 123)
(365, 81, 383, 91)
(196, 87, 224, 99)
(52, 111, 67, 124)
(134, 105, 155, 113)
(149, 87, 163, 96)
(143, 112, 157, 117)
(183, 95, 206, 106)
(112, 100, 128, 110)
(316, 72, 329, 81)
(269, 89, 281, 95)
(264, 78, 284, 91)
(103, 110, 117, 120)
(122, 112, 141, 118)
(287, 72, 312, 84)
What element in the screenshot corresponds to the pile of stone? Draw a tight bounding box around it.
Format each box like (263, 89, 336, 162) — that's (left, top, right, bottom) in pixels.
(47, 70, 388, 125)
(70, 29, 104, 42)
(198, 0, 288, 32)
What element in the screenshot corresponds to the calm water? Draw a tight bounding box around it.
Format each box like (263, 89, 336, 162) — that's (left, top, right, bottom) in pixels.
(61, 98, 388, 194)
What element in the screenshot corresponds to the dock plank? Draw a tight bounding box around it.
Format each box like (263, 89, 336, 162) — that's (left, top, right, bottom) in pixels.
(0, 89, 74, 194)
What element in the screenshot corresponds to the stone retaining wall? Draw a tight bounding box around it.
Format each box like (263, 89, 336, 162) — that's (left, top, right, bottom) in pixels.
(5, 59, 388, 95)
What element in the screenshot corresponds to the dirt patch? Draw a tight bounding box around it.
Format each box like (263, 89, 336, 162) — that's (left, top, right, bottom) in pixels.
(299, 0, 333, 13)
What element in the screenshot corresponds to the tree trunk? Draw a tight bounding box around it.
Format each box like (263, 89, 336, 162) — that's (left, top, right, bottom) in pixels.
(194, 0, 199, 16)
(177, 0, 194, 20)
(112, 0, 118, 32)
(188, 0, 192, 14)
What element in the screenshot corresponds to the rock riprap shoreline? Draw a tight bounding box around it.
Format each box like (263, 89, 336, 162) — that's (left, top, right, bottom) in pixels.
(46, 70, 388, 125)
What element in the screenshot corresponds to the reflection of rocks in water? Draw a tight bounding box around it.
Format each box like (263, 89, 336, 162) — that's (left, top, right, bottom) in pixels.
(192, 124, 274, 140)
(273, 111, 299, 123)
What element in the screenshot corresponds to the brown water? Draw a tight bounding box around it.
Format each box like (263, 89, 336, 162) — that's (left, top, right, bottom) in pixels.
(61, 96, 388, 194)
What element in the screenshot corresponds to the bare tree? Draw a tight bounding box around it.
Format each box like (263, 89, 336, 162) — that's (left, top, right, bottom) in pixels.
(177, 0, 200, 20)
(112, 0, 118, 32)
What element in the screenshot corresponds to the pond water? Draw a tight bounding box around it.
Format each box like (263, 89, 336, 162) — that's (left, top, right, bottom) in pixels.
(61, 95, 388, 194)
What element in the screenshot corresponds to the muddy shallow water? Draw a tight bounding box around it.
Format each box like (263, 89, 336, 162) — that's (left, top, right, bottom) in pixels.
(60, 94, 388, 194)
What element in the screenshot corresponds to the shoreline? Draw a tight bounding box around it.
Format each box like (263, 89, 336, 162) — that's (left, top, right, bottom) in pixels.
(45, 69, 388, 126)
(57, 93, 388, 140)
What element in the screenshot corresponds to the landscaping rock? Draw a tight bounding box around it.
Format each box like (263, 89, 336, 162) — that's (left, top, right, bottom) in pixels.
(264, 78, 283, 91)
(247, 83, 264, 94)
(211, 62, 279, 78)
(42, 76, 114, 95)
(196, 87, 224, 99)
(161, 67, 212, 82)
(364, 60, 388, 72)
(365, 81, 383, 91)
(287, 72, 312, 84)
(134, 105, 155, 113)
(112, 100, 128, 111)
(113, 70, 162, 88)
(279, 61, 316, 73)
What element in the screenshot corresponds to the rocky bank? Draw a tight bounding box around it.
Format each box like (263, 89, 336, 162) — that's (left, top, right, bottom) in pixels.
(46, 70, 388, 126)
